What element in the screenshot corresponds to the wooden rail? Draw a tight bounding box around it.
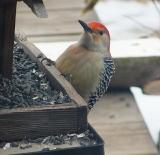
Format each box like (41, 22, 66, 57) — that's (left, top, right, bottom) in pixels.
(0, 1, 17, 78)
(110, 56, 160, 94)
(0, 0, 46, 78)
(89, 90, 159, 155)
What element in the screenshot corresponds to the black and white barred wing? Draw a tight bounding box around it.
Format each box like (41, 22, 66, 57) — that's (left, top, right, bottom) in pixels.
(88, 57, 115, 109)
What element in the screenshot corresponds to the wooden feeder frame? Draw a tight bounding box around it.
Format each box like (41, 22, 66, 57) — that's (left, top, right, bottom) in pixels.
(0, 1, 88, 142)
(0, 0, 17, 78)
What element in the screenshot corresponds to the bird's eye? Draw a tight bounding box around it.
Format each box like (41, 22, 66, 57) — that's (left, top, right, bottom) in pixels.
(99, 31, 103, 35)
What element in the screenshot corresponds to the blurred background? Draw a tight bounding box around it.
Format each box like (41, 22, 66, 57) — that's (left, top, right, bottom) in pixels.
(16, 0, 160, 154)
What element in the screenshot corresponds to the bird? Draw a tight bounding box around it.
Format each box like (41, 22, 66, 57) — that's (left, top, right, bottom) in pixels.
(56, 20, 115, 110)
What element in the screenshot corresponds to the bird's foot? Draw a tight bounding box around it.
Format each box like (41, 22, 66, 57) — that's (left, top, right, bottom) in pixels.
(41, 57, 55, 66)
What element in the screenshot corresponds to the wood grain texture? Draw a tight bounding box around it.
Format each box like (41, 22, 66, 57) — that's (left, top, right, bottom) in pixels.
(0, 105, 87, 142)
(16, 10, 97, 36)
(110, 57, 160, 95)
(89, 91, 158, 155)
(0, 1, 17, 78)
(17, 0, 85, 11)
(16, 0, 99, 42)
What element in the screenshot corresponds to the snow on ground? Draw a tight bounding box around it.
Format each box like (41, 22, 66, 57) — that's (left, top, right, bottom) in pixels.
(35, 0, 160, 144)
(131, 87, 160, 144)
(95, 0, 160, 40)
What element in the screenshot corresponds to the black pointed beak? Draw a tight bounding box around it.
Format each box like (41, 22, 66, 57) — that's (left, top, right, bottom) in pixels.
(78, 20, 93, 33)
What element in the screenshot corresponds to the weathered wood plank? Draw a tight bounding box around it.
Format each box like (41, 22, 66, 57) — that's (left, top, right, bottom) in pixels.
(17, 0, 85, 12)
(0, 105, 87, 142)
(0, 104, 76, 115)
(0, 1, 17, 78)
(16, 9, 97, 35)
(16, 5, 98, 42)
(89, 91, 158, 155)
(110, 57, 160, 95)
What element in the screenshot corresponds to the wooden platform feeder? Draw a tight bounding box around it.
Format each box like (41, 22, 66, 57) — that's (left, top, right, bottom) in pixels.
(0, 0, 88, 142)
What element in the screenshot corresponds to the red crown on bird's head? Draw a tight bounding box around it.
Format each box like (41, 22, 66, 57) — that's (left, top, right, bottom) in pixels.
(88, 21, 110, 36)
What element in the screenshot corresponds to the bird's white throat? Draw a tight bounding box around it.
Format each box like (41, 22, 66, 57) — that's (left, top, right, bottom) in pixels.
(79, 33, 110, 56)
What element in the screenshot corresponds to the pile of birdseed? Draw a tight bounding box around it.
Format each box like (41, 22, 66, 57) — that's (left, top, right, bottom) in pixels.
(0, 130, 97, 154)
(0, 43, 70, 109)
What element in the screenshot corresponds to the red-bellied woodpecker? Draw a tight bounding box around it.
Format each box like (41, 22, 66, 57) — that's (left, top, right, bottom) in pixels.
(56, 20, 115, 110)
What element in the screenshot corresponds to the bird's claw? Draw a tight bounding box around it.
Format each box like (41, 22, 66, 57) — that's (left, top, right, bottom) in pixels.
(41, 57, 55, 66)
